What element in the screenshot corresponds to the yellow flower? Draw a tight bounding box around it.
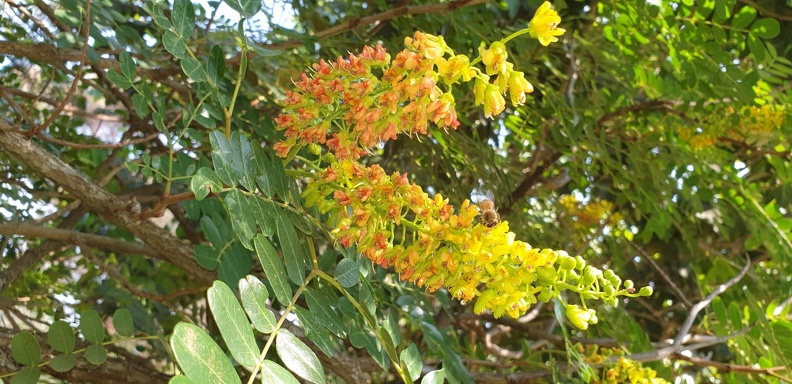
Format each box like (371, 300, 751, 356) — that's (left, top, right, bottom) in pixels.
(479, 41, 509, 75)
(473, 76, 489, 106)
(483, 83, 506, 117)
(565, 304, 593, 330)
(508, 71, 534, 106)
(436, 55, 473, 85)
(528, 2, 566, 46)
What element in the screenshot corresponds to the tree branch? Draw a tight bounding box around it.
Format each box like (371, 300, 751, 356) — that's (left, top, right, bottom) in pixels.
(0, 206, 87, 292)
(258, 0, 490, 51)
(673, 257, 751, 348)
(0, 119, 213, 284)
(0, 223, 159, 258)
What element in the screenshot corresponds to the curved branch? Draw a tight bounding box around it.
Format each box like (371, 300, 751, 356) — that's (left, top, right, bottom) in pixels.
(0, 119, 213, 284)
(673, 257, 751, 348)
(0, 223, 159, 258)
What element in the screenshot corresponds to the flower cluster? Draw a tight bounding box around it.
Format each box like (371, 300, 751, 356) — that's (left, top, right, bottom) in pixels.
(274, 32, 462, 160)
(735, 104, 785, 136)
(275, 2, 567, 159)
(576, 344, 671, 384)
(676, 104, 786, 150)
(559, 195, 622, 230)
(275, 4, 648, 329)
(303, 159, 649, 323)
(474, 41, 535, 117)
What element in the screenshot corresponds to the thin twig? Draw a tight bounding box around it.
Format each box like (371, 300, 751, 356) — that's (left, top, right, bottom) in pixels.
(627, 242, 693, 307)
(27, 0, 92, 137)
(36, 131, 160, 149)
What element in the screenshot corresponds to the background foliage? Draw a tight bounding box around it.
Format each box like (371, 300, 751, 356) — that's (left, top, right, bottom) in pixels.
(0, 0, 791, 383)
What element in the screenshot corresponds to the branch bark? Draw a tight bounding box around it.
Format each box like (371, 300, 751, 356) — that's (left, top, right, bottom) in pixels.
(0, 120, 213, 284)
(0, 223, 159, 258)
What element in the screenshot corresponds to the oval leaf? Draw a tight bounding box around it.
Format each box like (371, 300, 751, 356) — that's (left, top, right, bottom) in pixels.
(171, 323, 241, 384)
(50, 353, 77, 372)
(11, 331, 40, 366)
(47, 320, 75, 353)
(79, 309, 105, 344)
(400, 343, 422, 382)
(113, 308, 135, 337)
(10, 366, 40, 384)
(239, 275, 277, 333)
(421, 369, 446, 384)
(751, 18, 780, 39)
(207, 280, 259, 367)
(334, 259, 359, 288)
(275, 330, 325, 384)
(260, 360, 300, 384)
(171, 0, 195, 37)
(85, 344, 107, 365)
(254, 234, 292, 305)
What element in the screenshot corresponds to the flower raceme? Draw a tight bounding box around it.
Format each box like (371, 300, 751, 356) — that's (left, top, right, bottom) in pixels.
(275, 4, 648, 328)
(273, 7, 568, 159)
(302, 160, 648, 324)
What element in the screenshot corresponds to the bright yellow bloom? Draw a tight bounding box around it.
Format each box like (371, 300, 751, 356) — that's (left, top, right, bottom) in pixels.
(528, 2, 566, 46)
(479, 41, 509, 75)
(508, 71, 534, 105)
(483, 83, 506, 117)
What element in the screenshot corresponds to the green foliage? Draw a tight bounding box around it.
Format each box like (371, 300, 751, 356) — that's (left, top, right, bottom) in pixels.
(1, 0, 791, 383)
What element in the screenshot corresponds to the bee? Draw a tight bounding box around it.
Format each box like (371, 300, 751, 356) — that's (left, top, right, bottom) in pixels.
(472, 190, 501, 228)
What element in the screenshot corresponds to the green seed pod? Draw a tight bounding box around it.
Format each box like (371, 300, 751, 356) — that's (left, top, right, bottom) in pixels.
(638, 286, 654, 296)
(604, 285, 616, 296)
(624, 280, 634, 289)
(603, 269, 615, 280)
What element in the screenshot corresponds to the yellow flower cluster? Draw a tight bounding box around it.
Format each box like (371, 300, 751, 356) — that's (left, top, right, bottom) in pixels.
(559, 195, 622, 230)
(303, 160, 650, 324)
(675, 103, 786, 151)
(475, 42, 534, 117)
(736, 104, 785, 135)
(304, 159, 561, 318)
(577, 344, 671, 384)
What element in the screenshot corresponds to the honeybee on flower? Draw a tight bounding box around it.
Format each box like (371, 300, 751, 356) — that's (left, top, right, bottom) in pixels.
(471, 190, 501, 228)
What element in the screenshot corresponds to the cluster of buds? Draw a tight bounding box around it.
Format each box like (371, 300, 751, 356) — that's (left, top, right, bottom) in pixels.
(575, 344, 670, 384)
(275, 2, 567, 159)
(302, 159, 650, 323)
(559, 195, 622, 230)
(539, 252, 651, 330)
